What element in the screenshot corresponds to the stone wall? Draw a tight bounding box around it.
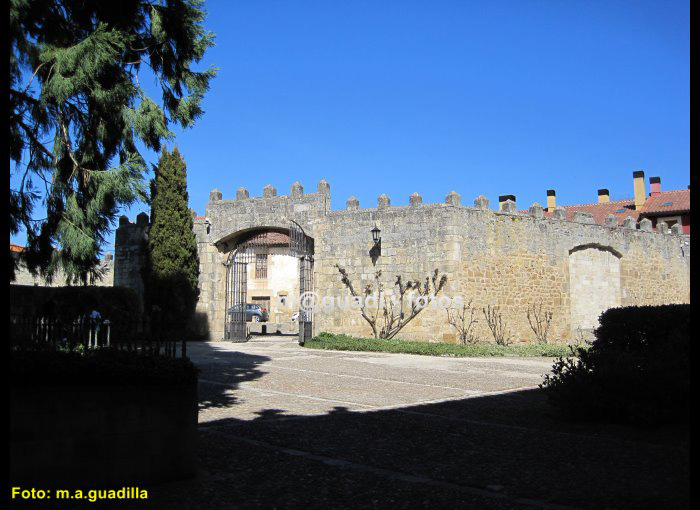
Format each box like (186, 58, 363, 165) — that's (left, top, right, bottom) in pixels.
(117, 181, 691, 343)
(12, 256, 114, 287)
(113, 212, 150, 310)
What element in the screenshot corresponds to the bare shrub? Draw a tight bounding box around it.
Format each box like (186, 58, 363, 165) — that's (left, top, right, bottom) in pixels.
(336, 265, 447, 339)
(526, 303, 553, 344)
(482, 305, 513, 346)
(446, 299, 480, 344)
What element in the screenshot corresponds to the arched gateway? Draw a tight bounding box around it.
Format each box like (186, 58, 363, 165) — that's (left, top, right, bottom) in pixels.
(223, 221, 314, 344)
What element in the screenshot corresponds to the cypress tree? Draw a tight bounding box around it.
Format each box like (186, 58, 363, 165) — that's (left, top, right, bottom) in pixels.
(9, 0, 216, 283)
(145, 148, 199, 331)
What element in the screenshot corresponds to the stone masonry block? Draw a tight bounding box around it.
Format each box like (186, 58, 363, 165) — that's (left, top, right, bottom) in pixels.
(474, 195, 489, 210)
(263, 184, 277, 198)
(528, 203, 544, 219)
(409, 192, 423, 206)
(446, 191, 461, 206)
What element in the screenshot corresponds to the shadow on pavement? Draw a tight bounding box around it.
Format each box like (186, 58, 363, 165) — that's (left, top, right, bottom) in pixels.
(157, 384, 688, 510)
(22, 339, 688, 510)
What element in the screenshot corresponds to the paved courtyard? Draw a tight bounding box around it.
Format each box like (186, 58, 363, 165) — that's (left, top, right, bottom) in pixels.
(54, 335, 687, 510)
(192, 335, 554, 423)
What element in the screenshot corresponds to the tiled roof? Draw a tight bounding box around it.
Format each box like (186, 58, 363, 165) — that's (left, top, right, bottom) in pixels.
(240, 232, 290, 246)
(539, 190, 690, 226)
(543, 199, 640, 225)
(10, 244, 25, 253)
(638, 190, 690, 215)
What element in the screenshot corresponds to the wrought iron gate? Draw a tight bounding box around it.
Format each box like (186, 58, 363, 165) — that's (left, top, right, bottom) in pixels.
(224, 232, 268, 342)
(290, 221, 314, 345)
(225, 226, 313, 344)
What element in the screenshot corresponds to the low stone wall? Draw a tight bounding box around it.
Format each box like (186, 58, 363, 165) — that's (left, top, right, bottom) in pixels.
(10, 385, 198, 488)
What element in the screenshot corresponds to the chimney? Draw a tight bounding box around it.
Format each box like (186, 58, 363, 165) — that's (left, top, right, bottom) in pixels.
(649, 177, 661, 196)
(633, 170, 646, 210)
(598, 189, 610, 204)
(546, 190, 556, 210)
(498, 195, 516, 211)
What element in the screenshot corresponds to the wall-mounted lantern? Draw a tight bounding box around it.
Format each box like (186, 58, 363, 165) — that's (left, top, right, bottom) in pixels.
(371, 225, 381, 244)
(370, 225, 381, 265)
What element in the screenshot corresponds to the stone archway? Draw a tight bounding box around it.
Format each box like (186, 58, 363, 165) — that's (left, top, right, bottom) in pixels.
(568, 244, 622, 334)
(222, 226, 314, 343)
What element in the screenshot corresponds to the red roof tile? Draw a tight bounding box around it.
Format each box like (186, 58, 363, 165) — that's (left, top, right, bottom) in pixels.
(543, 199, 640, 225)
(638, 190, 690, 215)
(10, 244, 25, 253)
(537, 189, 690, 226)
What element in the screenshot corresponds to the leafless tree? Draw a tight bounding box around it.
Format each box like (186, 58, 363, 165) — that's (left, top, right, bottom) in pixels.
(336, 265, 448, 339)
(446, 299, 480, 344)
(526, 303, 553, 344)
(482, 305, 513, 346)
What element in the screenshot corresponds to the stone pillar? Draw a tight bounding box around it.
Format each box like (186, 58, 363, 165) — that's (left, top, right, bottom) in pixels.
(671, 223, 683, 236)
(291, 182, 304, 199)
(119, 215, 130, 226)
(236, 187, 249, 200)
(474, 195, 489, 210)
(445, 191, 461, 206)
(499, 195, 516, 211)
(501, 199, 517, 214)
(604, 214, 617, 227)
(553, 207, 566, 220)
(317, 179, 330, 196)
(572, 212, 594, 224)
(623, 217, 636, 229)
(346, 196, 359, 210)
(409, 192, 422, 206)
(639, 218, 653, 231)
(136, 212, 149, 226)
(209, 189, 222, 202)
(528, 203, 544, 219)
(656, 221, 669, 234)
(377, 194, 391, 209)
(263, 184, 277, 198)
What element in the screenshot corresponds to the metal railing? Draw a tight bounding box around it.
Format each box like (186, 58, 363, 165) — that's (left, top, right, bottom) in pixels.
(9, 314, 188, 358)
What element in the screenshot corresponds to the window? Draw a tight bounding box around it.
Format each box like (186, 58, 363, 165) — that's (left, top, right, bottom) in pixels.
(255, 254, 268, 279)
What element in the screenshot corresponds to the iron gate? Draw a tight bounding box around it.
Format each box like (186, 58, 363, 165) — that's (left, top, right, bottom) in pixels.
(225, 226, 313, 344)
(290, 221, 314, 345)
(224, 232, 268, 342)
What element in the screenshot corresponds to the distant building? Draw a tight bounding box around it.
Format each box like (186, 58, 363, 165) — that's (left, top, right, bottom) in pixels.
(542, 172, 690, 234)
(10, 244, 114, 287)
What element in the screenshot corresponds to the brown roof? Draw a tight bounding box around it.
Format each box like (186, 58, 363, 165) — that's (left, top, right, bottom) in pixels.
(543, 199, 639, 225)
(539, 189, 690, 226)
(638, 190, 690, 215)
(239, 231, 290, 246)
(10, 244, 25, 253)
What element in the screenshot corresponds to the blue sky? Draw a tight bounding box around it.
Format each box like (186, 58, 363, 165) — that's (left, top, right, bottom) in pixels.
(12, 0, 690, 254)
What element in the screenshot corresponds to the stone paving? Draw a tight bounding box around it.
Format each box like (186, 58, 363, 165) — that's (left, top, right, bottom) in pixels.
(43, 335, 688, 510)
(193, 335, 554, 423)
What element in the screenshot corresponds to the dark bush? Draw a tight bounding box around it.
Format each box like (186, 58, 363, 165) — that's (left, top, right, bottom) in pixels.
(10, 347, 199, 388)
(10, 285, 142, 324)
(541, 304, 689, 426)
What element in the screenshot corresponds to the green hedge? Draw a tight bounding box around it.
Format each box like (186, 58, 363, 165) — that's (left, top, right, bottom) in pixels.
(306, 332, 575, 357)
(10, 347, 199, 388)
(541, 304, 689, 425)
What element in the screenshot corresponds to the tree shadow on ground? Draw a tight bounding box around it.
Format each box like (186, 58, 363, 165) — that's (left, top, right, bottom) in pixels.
(25, 356, 689, 510)
(190, 342, 271, 410)
(183, 388, 688, 510)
